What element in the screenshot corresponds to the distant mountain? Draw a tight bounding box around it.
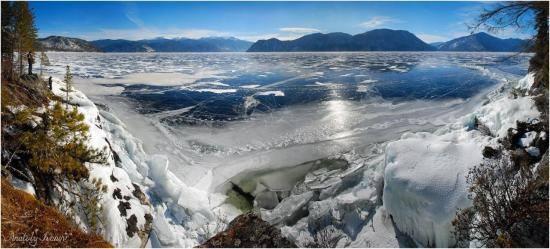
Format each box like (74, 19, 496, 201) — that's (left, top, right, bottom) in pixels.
(91, 37, 253, 52)
(429, 42, 444, 48)
(198, 37, 253, 52)
(437, 32, 529, 52)
(38, 36, 101, 52)
(247, 29, 435, 52)
(89, 39, 151, 52)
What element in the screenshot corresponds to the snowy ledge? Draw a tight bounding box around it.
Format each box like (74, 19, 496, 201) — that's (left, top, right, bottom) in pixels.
(382, 73, 539, 247)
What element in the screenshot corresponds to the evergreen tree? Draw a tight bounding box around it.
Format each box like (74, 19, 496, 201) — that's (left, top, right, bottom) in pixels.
(2, 1, 15, 80)
(64, 65, 73, 109)
(17, 103, 107, 201)
(13, 1, 38, 76)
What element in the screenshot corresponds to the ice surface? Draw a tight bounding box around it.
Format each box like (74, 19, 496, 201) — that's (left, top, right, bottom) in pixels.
(256, 90, 285, 96)
(41, 52, 533, 247)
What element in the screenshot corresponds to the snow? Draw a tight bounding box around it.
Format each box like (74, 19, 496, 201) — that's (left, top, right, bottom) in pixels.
(255, 90, 285, 96)
(468, 93, 539, 138)
(356, 85, 369, 93)
(383, 131, 484, 247)
(91, 87, 241, 247)
(240, 84, 260, 89)
(39, 52, 536, 248)
(525, 146, 541, 157)
(10, 177, 36, 196)
(516, 73, 535, 90)
(519, 131, 537, 147)
(193, 88, 237, 94)
(382, 73, 540, 247)
(48, 77, 154, 247)
(350, 207, 405, 248)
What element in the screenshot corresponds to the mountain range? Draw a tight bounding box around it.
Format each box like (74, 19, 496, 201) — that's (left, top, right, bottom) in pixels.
(38, 36, 102, 52)
(39, 36, 253, 52)
(247, 29, 435, 52)
(38, 30, 529, 53)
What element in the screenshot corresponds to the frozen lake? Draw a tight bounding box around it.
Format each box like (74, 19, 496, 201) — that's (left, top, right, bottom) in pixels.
(43, 52, 530, 188)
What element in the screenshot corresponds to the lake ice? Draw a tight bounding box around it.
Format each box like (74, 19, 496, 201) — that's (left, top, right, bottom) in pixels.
(42, 51, 531, 247)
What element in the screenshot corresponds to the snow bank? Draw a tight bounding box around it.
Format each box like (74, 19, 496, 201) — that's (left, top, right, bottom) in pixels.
(383, 131, 484, 247)
(50, 78, 153, 247)
(468, 95, 539, 138)
(48, 76, 241, 247)
(382, 73, 540, 247)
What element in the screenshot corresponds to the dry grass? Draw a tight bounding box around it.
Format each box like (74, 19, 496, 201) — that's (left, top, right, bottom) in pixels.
(1, 178, 112, 248)
(1, 75, 50, 110)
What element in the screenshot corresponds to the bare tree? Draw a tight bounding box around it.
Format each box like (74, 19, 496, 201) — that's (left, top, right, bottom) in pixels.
(469, 1, 548, 90)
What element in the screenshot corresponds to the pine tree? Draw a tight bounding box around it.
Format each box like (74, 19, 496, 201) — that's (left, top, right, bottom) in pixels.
(64, 65, 73, 109)
(2, 1, 15, 80)
(18, 103, 107, 201)
(13, 1, 38, 76)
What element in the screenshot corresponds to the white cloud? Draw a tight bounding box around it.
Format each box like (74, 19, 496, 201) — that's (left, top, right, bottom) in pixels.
(279, 27, 320, 34)
(359, 16, 398, 29)
(416, 33, 449, 43)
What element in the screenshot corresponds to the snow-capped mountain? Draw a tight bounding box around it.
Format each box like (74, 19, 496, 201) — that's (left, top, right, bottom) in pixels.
(38, 36, 101, 52)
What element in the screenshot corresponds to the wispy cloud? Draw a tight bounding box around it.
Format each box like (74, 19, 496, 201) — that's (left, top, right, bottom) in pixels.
(279, 27, 320, 34)
(359, 16, 399, 29)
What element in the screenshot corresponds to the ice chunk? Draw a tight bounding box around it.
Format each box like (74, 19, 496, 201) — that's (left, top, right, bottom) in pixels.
(255, 191, 279, 209)
(262, 191, 315, 225)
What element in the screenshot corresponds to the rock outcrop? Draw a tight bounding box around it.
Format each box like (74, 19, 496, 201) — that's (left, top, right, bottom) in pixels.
(198, 213, 296, 248)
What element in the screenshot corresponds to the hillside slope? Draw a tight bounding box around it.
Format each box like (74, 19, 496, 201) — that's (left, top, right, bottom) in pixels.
(1, 179, 112, 248)
(38, 36, 101, 52)
(438, 32, 528, 52)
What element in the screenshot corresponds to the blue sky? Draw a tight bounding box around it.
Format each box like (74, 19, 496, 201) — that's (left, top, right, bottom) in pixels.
(31, 1, 534, 43)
